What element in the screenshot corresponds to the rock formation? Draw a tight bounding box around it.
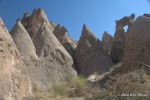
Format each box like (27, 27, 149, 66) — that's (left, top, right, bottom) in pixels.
(10, 20, 37, 59)
(102, 31, 113, 54)
(53, 24, 77, 57)
(0, 18, 32, 100)
(75, 24, 114, 77)
(122, 16, 150, 72)
(110, 14, 135, 63)
(2, 7, 149, 99)
(21, 8, 54, 40)
(10, 9, 77, 91)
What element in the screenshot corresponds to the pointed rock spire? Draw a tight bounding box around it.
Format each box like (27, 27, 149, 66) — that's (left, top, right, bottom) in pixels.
(20, 9, 77, 91)
(83, 24, 89, 32)
(10, 20, 37, 59)
(21, 8, 54, 40)
(22, 22, 77, 90)
(53, 24, 77, 57)
(0, 17, 8, 32)
(75, 25, 114, 77)
(0, 17, 4, 27)
(82, 24, 93, 36)
(102, 31, 113, 54)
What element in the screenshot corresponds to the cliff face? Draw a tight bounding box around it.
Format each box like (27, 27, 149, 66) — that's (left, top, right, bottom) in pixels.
(10, 20, 37, 59)
(10, 9, 77, 91)
(110, 14, 135, 63)
(0, 18, 32, 100)
(75, 25, 114, 76)
(122, 16, 150, 72)
(21, 8, 54, 40)
(53, 24, 77, 58)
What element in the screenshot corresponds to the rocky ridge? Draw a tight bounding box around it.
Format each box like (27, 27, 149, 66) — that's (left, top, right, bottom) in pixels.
(1, 8, 150, 99)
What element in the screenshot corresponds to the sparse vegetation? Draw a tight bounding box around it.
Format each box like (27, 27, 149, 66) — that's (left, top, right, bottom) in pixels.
(85, 69, 150, 100)
(29, 69, 150, 100)
(29, 76, 86, 100)
(51, 75, 86, 97)
(51, 83, 68, 96)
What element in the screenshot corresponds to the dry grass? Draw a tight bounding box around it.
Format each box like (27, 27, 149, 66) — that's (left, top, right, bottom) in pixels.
(51, 75, 86, 97)
(27, 69, 150, 100)
(85, 69, 150, 100)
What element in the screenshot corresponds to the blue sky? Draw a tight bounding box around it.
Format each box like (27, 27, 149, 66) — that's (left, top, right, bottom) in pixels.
(0, 0, 150, 40)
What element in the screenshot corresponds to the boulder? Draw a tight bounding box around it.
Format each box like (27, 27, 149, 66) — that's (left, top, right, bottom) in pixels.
(102, 31, 113, 54)
(122, 16, 150, 71)
(53, 24, 77, 57)
(0, 18, 32, 100)
(75, 24, 113, 77)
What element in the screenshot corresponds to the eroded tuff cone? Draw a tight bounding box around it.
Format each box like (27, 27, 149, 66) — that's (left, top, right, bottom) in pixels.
(53, 24, 77, 57)
(75, 24, 114, 77)
(21, 8, 54, 40)
(122, 16, 150, 72)
(0, 18, 32, 100)
(10, 20, 37, 59)
(110, 14, 135, 63)
(25, 22, 77, 90)
(20, 9, 77, 90)
(102, 31, 113, 54)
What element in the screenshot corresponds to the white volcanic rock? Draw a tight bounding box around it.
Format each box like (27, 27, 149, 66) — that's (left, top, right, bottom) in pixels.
(31, 22, 77, 90)
(11, 18, 77, 91)
(21, 8, 54, 40)
(0, 18, 32, 100)
(10, 20, 38, 59)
